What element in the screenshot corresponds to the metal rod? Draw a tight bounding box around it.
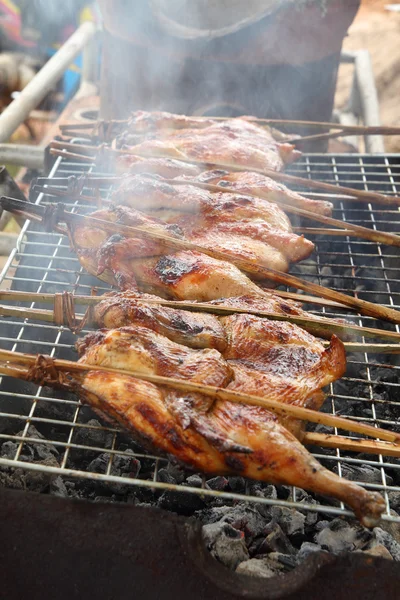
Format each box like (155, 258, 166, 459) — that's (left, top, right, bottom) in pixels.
(0, 22, 96, 143)
(0, 144, 44, 169)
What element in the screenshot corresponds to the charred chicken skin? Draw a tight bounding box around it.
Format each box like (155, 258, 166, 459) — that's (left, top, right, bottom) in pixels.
(67, 323, 384, 527)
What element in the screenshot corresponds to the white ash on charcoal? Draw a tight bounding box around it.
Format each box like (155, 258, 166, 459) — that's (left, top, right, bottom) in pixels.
(202, 522, 250, 570)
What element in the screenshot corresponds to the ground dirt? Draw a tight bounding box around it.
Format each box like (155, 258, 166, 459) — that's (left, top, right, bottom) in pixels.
(335, 0, 400, 151)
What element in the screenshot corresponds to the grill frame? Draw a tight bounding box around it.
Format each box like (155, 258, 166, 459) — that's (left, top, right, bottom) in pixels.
(0, 149, 400, 525)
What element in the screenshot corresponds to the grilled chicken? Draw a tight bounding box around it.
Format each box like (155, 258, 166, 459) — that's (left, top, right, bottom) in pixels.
(112, 175, 314, 268)
(116, 116, 301, 173)
(190, 169, 333, 217)
(115, 154, 201, 178)
(123, 110, 296, 143)
(69, 204, 311, 291)
(65, 324, 384, 527)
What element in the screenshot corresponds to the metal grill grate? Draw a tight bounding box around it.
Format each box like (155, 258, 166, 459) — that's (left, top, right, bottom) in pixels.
(0, 151, 399, 523)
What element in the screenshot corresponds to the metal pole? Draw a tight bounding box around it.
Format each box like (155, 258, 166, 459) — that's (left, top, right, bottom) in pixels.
(0, 144, 44, 169)
(0, 21, 97, 143)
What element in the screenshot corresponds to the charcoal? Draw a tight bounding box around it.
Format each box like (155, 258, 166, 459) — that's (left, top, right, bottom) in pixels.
(257, 524, 297, 556)
(227, 476, 246, 493)
(23, 455, 61, 493)
(202, 522, 249, 570)
(207, 476, 229, 491)
(247, 483, 278, 518)
(219, 503, 269, 542)
(49, 476, 69, 498)
(1, 441, 18, 459)
(314, 519, 371, 554)
(158, 489, 206, 515)
(368, 527, 400, 561)
(334, 463, 393, 486)
(269, 506, 306, 538)
(288, 489, 319, 527)
(297, 542, 326, 563)
(157, 468, 176, 485)
(0, 467, 26, 491)
(17, 425, 59, 462)
(388, 491, 400, 513)
(74, 419, 114, 450)
(166, 463, 186, 483)
(267, 552, 297, 570)
(236, 557, 283, 579)
(186, 474, 203, 488)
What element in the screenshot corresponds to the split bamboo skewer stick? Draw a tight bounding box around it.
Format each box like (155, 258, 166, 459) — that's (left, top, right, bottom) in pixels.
(302, 432, 400, 458)
(49, 140, 400, 207)
(58, 118, 400, 136)
(3, 197, 400, 324)
(0, 348, 398, 444)
(0, 300, 398, 353)
(33, 177, 400, 249)
(1, 291, 400, 345)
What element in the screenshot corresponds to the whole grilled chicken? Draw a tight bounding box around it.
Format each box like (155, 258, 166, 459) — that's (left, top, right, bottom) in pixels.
(68, 323, 384, 527)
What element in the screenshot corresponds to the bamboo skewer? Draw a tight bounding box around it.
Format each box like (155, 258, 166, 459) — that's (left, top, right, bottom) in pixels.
(1, 291, 400, 345)
(0, 348, 398, 444)
(49, 140, 400, 207)
(302, 432, 400, 458)
(3, 197, 400, 325)
(33, 177, 400, 249)
(58, 117, 400, 137)
(170, 179, 400, 247)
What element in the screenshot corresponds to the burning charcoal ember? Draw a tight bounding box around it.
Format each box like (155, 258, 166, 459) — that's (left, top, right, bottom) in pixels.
(257, 524, 297, 556)
(314, 519, 372, 555)
(367, 528, 400, 561)
(87, 451, 141, 495)
(166, 463, 186, 484)
(202, 522, 249, 570)
(158, 489, 206, 515)
(236, 557, 284, 578)
(17, 425, 59, 463)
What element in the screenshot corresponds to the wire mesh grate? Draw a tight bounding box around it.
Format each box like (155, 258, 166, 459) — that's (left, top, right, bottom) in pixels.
(0, 151, 399, 522)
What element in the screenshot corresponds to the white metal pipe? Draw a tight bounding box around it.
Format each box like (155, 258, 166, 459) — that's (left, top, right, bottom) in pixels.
(0, 21, 96, 143)
(0, 144, 44, 169)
